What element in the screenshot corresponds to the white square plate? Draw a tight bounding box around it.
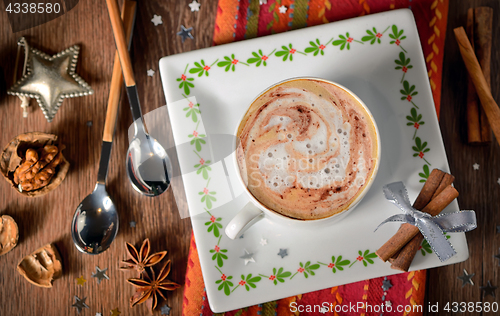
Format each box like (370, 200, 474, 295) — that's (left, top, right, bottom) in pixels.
(159, 9, 468, 313)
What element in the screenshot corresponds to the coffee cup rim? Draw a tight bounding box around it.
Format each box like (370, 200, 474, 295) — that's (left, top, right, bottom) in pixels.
(233, 76, 381, 223)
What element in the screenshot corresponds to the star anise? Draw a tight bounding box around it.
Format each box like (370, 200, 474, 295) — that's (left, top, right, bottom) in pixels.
(127, 260, 181, 312)
(120, 238, 167, 275)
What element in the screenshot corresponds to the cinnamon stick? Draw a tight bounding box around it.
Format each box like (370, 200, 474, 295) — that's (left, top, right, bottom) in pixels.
(454, 27, 500, 148)
(376, 185, 458, 261)
(475, 7, 493, 143)
(376, 169, 445, 262)
(413, 169, 445, 210)
(431, 173, 455, 199)
(387, 250, 400, 264)
(391, 233, 424, 271)
(466, 8, 493, 144)
(466, 9, 482, 144)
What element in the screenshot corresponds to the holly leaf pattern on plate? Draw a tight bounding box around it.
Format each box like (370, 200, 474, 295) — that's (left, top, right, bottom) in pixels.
(239, 273, 262, 291)
(325, 255, 351, 273)
(204, 213, 222, 237)
(406, 107, 424, 139)
(349, 250, 377, 267)
(304, 38, 332, 56)
(419, 164, 430, 183)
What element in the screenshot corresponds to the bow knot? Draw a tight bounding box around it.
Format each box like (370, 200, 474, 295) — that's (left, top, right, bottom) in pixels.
(413, 210, 429, 220)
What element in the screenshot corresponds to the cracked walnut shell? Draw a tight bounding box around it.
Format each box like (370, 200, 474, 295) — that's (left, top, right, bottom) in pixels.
(0, 215, 19, 256)
(0, 132, 69, 197)
(17, 244, 63, 288)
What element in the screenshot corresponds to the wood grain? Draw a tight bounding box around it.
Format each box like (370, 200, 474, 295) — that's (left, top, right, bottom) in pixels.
(0, 1, 218, 315)
(0, 1, 499, 315)
(426, 1, 500, 315)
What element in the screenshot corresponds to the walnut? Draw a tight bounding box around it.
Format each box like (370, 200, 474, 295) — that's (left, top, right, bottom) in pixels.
(0, 132, 69, 197)
(0, 215, 19, 256)
(14, 145, 64, 192)
(17, 244, 63, 288)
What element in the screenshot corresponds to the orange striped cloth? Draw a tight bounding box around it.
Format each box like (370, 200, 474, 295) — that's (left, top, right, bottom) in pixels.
(183, 0, 448, 315)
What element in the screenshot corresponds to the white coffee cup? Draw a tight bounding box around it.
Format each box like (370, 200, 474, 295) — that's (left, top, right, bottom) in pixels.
(225, 77, 381, 239)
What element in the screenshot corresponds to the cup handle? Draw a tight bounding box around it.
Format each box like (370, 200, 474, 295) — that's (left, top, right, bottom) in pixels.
(225, 202, 264, 239)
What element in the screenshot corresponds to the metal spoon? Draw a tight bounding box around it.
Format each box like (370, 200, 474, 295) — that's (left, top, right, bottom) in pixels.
(71, 1, 136, 255)
(106, 0, 172, 197)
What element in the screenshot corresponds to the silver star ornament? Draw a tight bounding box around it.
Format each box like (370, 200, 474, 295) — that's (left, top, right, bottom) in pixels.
(91, 266, 110, 284)
(72, 296, 90, 313)
(382, 277, 393, 291)
(278, 248, 288, 258)
(8, 38, 93, 122)
(240, 249, 255, 265)
(480, 281, 497, 298)
(177, 25, 194, 43)
(457, 269, 474, 287)
(160, 304, 172, 315)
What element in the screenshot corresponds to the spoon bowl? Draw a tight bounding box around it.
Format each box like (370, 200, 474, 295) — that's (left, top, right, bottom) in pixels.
(126, 121, 172, 196)
(72, 184, 118, 254)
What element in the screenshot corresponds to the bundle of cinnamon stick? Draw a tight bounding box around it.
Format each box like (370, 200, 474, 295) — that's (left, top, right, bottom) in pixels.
(454, 8, 500, 149)
(375, 169, 458, 271)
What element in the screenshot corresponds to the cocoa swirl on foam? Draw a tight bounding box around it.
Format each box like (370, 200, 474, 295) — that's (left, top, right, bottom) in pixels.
(236, 79, 378, 220)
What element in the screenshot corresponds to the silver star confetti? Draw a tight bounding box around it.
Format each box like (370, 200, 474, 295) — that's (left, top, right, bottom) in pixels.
(160, 304, 171, 315)
(8, 37, 93, 122)
(151, 14, 163, 26)
(72, 296, 89, 313)
(382, 277, 393, 291)
(259, 0, 267, 5)
(385, 301, 392, 307)
(147, 69, 155, 77)
(240, 249, 255, 265)
(91, 266, 109, 284)
(278, 5, 287, 13)
(457, 269, 475, 287)
(278, 248, 288, 258)
(95, 313, 102, 316)
(480, 281, 497, 298)
(473, 163, 480, 170)
(494, 249, 500, 266)
(177, 25, 194, 43)
(260, 238, 267, 246)
(188, 0, 201, 12)
(129, 221, 136, 228)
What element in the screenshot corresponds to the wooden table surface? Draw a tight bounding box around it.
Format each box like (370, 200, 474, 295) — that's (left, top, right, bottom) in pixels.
(0, 1, 498, 315)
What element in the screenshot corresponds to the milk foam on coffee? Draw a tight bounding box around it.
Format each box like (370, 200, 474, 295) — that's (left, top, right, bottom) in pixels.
(236, 79, 378, 220)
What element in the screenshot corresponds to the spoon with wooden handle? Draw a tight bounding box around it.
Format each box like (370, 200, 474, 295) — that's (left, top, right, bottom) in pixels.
(71, 0, 136, 255)
(106, 0, 172, 196)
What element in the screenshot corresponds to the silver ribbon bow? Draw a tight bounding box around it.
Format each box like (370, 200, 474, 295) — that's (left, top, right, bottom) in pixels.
(375, 182, 477, 262)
